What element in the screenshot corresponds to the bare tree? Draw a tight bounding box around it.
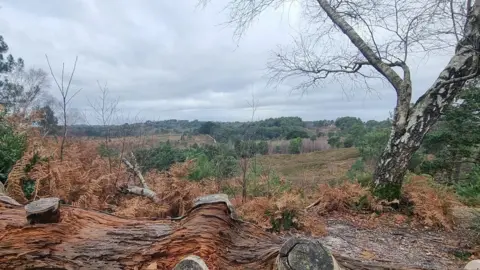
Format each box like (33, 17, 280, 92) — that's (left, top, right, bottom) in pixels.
(202, 0, 480, 199)
(87, 81, 119, 172)
(238, 91, 258, 203)
(45, 55, 81, 161)
(0, 67, 49, 116)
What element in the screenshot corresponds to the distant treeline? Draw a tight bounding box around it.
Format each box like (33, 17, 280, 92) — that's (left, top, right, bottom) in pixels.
(66, 116, 392, 143)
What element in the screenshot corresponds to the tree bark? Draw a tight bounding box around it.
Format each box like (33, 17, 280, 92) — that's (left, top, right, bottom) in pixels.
(371, 1, 480, 199)
(0, 194, 282, 269)
(0, 193, 433, 270)
(315, 0, 480, 200)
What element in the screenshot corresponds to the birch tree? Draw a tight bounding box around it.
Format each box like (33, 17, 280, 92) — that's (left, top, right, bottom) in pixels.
(201, 0, 480, 199)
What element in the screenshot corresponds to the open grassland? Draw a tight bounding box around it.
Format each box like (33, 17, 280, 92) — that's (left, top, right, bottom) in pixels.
(256, 148, 359, 189)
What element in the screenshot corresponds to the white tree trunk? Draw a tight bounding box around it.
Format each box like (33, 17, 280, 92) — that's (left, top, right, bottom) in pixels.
(373, 0, 480, 199)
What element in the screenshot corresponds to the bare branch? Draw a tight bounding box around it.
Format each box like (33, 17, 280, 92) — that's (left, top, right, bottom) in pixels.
(44, 55, 80, 161)
(45, 55, 62, 94)
(123, 186, 161, 204)
(122, 153, 150, 190)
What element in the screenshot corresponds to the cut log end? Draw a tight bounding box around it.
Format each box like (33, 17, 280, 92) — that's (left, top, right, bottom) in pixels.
(173, 255, 209, 270)
(193, 193, 239, 220)
(277, 237, 340, 270)
(25, 197, 60, 224)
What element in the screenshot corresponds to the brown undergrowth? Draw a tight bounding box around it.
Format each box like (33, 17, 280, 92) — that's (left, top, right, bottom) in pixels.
(403, 174, 461, 230)
(5, 134, 462, 233)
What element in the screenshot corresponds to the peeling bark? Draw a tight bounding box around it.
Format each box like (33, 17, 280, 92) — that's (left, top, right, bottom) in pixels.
(315, 0, 480, 198)
(373, 0, 480, 197)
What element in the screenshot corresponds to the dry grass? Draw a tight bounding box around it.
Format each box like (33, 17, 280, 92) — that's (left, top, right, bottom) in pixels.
(256, 148, 359, 187)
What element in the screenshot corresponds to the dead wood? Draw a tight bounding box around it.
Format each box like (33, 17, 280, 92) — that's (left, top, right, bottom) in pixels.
(0, 194, 436, 270)
(121, 153, 161, 203)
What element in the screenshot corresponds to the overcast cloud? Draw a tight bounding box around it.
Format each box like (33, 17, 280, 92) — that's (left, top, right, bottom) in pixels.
(0, 0, 454, 123)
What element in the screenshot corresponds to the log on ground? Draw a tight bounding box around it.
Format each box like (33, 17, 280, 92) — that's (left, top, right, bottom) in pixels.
(0, 194, 283, 269)
(0, 194, 434, 270)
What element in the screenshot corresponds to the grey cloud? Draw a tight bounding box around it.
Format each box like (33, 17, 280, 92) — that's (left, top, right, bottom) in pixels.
(0, 0, 454, 123)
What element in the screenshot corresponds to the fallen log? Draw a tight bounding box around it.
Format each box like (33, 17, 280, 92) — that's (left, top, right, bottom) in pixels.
(0, 193, 434, 270)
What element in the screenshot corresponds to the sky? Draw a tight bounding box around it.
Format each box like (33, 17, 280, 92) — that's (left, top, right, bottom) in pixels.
(0, 0, 454, 124)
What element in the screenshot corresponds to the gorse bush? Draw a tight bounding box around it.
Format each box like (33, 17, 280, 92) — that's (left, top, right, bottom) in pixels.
(0, 113, 27, 183)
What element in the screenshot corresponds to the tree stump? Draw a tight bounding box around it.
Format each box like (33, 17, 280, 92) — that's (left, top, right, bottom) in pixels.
(277, 237, 341, 270)
(24, 197, 60, 224)
(173, 255, 209, 270)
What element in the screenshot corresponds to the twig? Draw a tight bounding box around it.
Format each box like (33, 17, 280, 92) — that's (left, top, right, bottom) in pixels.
(305, 197, 323, 210)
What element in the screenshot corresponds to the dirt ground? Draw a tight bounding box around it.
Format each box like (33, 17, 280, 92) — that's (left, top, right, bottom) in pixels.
(317, 218, 472, 270)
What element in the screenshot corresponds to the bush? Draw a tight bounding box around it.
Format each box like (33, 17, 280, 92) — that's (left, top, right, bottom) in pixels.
(134, 141, 187, 172)
(327, 135, 342, 148)
(97, 143, 119, 158)
(343, 136, 354, 148)
(288, 138, 302, 154)
(256, 141, 269, 155)
(0, 114, 27, 183)
(187, 153, 214, 181)
(346, 158, 372, 187)
(212, 155, 238, 179)
(248, 168, 290, 197)
(455, 166, 480, 206)
(357, 128, 390, 161)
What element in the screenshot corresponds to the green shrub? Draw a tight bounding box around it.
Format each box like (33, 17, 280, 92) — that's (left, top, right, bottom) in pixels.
(327, 135, 342, 148)
(408, 151, 425, 173)
(22, 179, 35, 199)
(0, 113, 27, 184)
(265, 209, 298, 232)
(346, 158, 372, 187)
(97, 143, 119, 158)
(357, 128, 390, 161)
(288, 137, 302, 154)
(187, 153, 214, 181)
(455, 166, 480, 206)
(247, 166, 290, 197)
(134, 141, 187, 172)
(256, 141, 269, 155)
(343, 136, 354, 148)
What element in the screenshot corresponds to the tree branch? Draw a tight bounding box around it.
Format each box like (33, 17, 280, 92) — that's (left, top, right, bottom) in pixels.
(122, 153, 150, 190)
(315, 0, 405, 93)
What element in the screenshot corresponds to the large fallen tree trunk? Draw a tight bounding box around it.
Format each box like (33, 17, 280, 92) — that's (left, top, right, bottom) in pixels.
(0, 194, 430, 270)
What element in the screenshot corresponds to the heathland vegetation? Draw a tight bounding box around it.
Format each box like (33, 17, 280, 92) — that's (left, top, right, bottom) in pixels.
(1, 0, 480, 268)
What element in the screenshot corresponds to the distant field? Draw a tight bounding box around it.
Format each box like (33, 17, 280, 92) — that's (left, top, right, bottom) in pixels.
(256, 148, 360, 190)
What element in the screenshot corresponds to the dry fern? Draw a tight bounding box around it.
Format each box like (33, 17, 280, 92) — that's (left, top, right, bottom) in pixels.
(403, 175, 461, 230)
